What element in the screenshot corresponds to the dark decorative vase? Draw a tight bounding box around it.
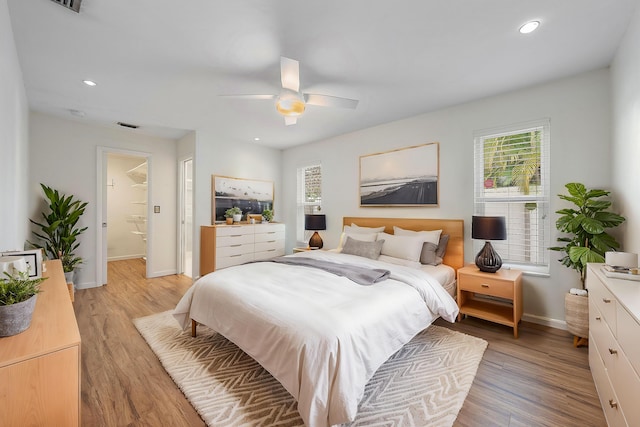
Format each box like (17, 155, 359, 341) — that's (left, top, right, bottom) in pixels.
(475, 241, 502, 273)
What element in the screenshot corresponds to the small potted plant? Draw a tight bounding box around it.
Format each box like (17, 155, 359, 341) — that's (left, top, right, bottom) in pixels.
(224, 207, 242, 224)
(550, 182, 625, 346)
(0, 271, 47, 337)
(262, 208, 273, 223)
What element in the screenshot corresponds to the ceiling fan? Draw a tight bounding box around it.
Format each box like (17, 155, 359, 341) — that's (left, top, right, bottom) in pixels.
(221, 57, 359, 126)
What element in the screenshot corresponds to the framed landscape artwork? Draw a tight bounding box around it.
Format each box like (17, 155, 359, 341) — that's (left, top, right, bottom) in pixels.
(360, 142, 439, 206)
(212, 175, 274, 223)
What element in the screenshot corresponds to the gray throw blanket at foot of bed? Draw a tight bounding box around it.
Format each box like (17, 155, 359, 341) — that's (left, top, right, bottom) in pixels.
(256, 256, 390, 286)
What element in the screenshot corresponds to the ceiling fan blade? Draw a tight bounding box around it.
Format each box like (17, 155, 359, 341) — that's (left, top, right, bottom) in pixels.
(281, 57, 300, 92)
(218, 94, 277, 100)
(284, 116, 297, 126)
(304, 93, 359, 109)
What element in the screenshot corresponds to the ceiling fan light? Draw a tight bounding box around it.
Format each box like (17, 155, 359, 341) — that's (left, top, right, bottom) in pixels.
(276, 90, 306, 116)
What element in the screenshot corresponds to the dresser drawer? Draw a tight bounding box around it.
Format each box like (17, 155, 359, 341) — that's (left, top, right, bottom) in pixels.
(255, 231, 285, 243)
(458, 274, 513, 299)
(590, 336, 627, 427)
(216, 225, 253, 237)
(216, 234, 254, 247)
(216, 243, 254, 258)
(254, 223, 285, 233)
(255, 239, 284, 253)
(617, 306, 640, 376)
(254, 247, 284, 261)
(609, 344, 640, 427)
(215, 253, 254, 270)
(590, 277, 617, 336)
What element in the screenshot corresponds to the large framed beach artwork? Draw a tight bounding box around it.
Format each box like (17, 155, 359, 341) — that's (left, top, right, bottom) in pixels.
(212, 175, 274, 223)
(360, 142, 439, 206)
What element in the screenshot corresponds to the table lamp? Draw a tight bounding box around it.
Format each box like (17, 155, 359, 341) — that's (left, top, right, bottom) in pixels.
(472, 215, 506, 273)
(305, 214, 326, 249)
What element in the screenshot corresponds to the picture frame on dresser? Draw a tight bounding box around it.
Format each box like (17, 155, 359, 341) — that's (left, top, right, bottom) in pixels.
(359, 142, 439, 207)
(212, 175, 274, 224)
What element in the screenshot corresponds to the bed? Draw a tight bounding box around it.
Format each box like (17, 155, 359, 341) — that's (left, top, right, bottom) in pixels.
(173, 217, 464, 427)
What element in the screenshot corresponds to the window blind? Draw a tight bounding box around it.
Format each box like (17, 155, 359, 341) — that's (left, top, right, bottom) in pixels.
(473, 119, 551, 274)
(296, 164, 322, 243)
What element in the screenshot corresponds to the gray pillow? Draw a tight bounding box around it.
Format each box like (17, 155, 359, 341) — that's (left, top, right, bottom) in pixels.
(420, 235, 449, 265)
(342, 236, 384, 260)
(420, 242, 440, 265)
(436, 234, 450, 258)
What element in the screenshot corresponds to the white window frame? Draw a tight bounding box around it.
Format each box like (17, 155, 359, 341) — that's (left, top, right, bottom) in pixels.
(473, 119, 551, 276)
(296, 163, 322, 245)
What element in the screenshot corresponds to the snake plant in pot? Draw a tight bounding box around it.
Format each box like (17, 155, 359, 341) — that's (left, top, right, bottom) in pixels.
(29, 184, 88, 284)
(550, 182, 625, 345)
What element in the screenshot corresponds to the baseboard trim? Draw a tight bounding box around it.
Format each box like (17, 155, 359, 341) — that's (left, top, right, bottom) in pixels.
(107, 254, 145, 262)
(522, 313, 566, 330)
(148, 269, 177, 278)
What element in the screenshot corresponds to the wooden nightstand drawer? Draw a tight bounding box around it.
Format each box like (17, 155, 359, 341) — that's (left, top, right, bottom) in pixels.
(458, 274, 513, 299)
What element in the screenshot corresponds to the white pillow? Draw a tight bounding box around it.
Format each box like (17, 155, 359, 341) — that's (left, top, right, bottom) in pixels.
(345, 224, 386, 234)
(377, 255, 423, 269)
(337, 231, 378, 251)
(393, 226, 442, 244)
(376, 232, 424, 262)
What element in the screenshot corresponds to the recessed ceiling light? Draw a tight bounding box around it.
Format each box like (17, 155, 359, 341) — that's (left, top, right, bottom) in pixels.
(254, 137, 260, 141)
(83, 79, 97, 86)
(519, 21, 540, 34)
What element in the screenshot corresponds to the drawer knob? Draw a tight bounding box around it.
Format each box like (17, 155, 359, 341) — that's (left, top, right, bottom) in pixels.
(481, 284, 490, 288)
(609, 399, 618, 409)
(595, 316, 602, 321)
(603, 298, 611, 303)
(608, 348, 618, 355)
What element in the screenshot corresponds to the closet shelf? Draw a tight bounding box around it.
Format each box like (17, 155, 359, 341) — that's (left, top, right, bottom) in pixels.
(126, 162, 147, 185)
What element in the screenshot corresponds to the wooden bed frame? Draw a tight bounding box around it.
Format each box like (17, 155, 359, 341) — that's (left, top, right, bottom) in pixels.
(342, 217, 464, 271)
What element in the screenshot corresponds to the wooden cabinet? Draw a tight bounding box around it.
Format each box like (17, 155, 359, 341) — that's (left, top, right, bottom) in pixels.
(587, 263, 640, 427)
(200, 223, 285, 276)
(0, 260, 81, 426)
(457, 264, 523, 338)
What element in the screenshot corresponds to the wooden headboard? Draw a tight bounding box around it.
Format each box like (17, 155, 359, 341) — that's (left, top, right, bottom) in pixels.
(343, 217, 464, 271)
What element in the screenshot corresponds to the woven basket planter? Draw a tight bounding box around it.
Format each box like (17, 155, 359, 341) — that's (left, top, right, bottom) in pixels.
(565, 293, 589, 339)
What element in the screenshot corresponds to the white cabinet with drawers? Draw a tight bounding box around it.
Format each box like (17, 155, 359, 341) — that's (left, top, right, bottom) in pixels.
(200, 223, 285, 276)
(586, 264, 640, 427)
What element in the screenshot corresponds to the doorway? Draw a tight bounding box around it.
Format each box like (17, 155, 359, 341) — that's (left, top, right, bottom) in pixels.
(178, 157, 193, 277)
(97, 147, 152, 285)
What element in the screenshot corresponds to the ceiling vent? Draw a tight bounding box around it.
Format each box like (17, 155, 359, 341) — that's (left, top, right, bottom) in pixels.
(49, 0, 82, 13)
(117, 122, 139, 129)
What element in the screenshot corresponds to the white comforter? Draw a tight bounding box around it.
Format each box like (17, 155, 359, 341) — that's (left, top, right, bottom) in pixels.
(173, 250, 458, 427)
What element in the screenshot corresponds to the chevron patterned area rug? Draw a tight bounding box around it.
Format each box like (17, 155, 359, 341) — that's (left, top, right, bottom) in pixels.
(134, 311, 487, 427)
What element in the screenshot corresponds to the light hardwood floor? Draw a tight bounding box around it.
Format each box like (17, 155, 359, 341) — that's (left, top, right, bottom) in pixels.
(74, 259, 606, 426)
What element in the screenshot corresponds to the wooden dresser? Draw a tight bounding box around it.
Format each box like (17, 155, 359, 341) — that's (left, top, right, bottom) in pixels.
(586, 263, 640, 427)
(0, 260, 81, 426)
(200, 223, 285, 276)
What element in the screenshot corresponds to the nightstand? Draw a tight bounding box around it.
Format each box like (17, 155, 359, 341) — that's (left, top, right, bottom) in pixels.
(457, 264, 523, 338)
(293, 247, 311, 253)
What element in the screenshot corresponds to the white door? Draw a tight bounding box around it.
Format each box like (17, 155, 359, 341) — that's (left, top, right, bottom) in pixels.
(179, 157, 193, 277)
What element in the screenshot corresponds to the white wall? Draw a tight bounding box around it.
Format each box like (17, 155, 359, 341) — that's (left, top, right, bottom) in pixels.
(192, 131, 282, 277)
(107, 155, 147, 261)
(28, 112, 178, 287)
(0, 0, 29, 251)
(283, 69, 612, 326)
(611, 4, 640, 255)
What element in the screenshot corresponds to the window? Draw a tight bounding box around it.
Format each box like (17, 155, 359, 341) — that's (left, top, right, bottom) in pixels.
(296, 164, 322, 244)
(474, 119, 550, 275)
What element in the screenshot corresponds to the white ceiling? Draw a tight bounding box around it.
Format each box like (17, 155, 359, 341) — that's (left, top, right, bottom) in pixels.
(7, 0, 638, 149)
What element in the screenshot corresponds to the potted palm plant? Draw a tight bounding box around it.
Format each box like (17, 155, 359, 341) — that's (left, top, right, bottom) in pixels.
(550, 182, 625, 346)
(0, 271, 47, 336)
(29, 184, 88, 284)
